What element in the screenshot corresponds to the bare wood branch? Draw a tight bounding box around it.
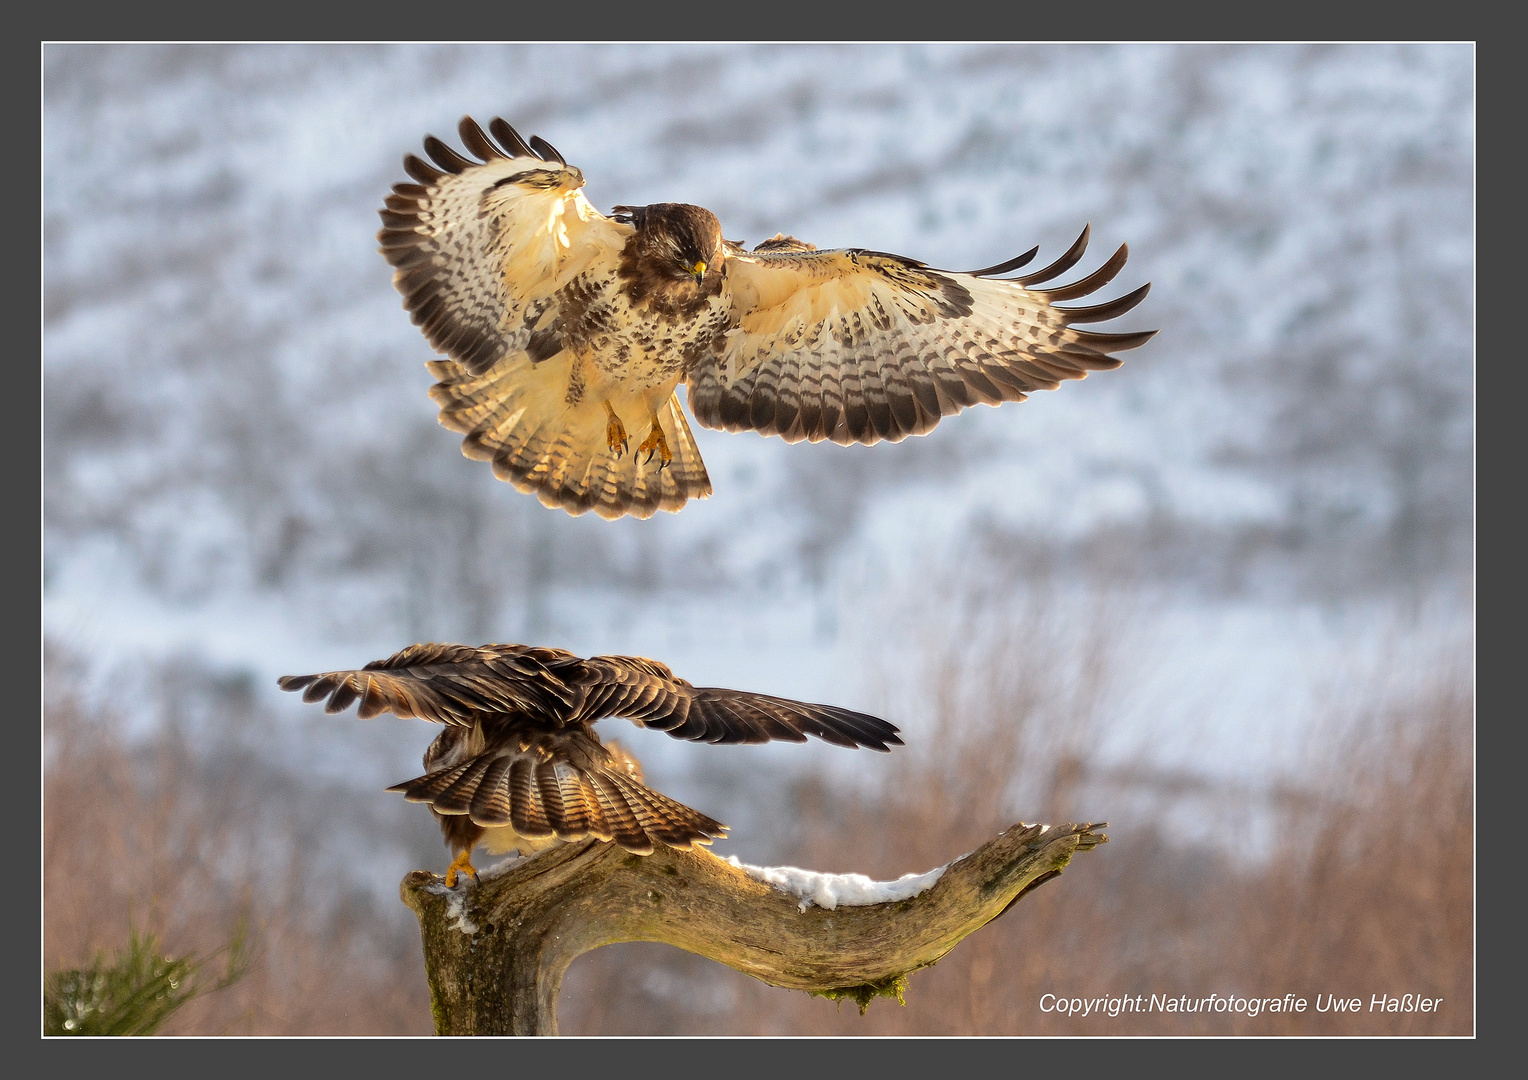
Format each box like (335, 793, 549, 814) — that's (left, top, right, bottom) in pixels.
(401, 820, 1107, 1035)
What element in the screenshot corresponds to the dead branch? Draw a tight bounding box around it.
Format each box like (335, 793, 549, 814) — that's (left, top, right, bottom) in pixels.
(400, 820, 1106, 1035)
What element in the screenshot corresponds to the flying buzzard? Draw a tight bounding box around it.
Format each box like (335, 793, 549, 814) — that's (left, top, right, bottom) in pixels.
(378, 117, 1156, 519)
(279, 643, 901, 885)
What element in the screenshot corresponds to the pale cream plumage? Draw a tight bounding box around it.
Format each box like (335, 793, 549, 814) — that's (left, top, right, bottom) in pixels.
(380, 117, 1155, 519)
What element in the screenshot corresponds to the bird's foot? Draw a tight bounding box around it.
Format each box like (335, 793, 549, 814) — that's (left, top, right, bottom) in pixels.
(603, 401, 629, 457)
(444, 850, 479, 889)
(637, 421, 672, 469)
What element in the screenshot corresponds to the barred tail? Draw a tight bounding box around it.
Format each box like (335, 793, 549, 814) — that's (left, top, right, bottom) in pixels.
(428, 357, 712, 520)
(387, 744, 727, 855)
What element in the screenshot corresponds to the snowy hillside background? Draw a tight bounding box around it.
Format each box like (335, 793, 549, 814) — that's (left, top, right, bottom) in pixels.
(44, 45, 1472, 922)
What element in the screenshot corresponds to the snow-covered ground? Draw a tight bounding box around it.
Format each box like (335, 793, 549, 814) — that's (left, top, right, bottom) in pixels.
(44, 45, 1473, 888)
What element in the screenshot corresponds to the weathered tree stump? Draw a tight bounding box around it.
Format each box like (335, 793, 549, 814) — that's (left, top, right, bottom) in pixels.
(401, 820, 1107, 1035)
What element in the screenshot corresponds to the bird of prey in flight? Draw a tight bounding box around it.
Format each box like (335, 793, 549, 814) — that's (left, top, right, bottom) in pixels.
(280, 643, 900, 886)
(378, 116, 1155, 519)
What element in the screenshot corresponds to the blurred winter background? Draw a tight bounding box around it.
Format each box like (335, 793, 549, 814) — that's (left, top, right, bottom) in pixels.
(43, 43, 1472, 1035)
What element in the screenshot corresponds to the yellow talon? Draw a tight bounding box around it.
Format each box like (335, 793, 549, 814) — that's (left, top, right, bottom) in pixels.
(637, 421, 672, 468)
(602, 401, 629, 456)
(444, 849, 478, 889)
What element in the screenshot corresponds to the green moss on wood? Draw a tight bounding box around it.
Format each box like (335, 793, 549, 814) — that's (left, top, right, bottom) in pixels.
(810, 972, 909, 1015)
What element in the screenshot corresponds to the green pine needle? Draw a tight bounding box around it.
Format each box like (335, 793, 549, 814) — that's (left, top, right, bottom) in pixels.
(44, 916, 252, 1036)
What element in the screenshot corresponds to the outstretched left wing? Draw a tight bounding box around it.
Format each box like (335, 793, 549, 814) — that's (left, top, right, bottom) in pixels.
(277, 642, 576, 725)
(688, 226, 1154, 445)
(277, 644, 900, 750)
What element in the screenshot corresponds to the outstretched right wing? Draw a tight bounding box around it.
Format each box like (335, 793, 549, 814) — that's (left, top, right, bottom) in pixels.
(378, 116, 631, 376)
(571, 655, 904, 751)
(279, 643, 903, 752)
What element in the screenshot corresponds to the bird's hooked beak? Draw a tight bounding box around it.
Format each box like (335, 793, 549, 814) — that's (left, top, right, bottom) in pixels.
(688, 260, 708, 284)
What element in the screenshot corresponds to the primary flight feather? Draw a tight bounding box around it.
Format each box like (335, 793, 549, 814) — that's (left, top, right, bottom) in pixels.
(380, 116, 1156, 519)
(280, 643, 901, 885)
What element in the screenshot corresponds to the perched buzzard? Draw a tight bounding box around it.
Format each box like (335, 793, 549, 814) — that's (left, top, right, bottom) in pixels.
(279, 643, 900, 886)
(378, 117, 1156, 519)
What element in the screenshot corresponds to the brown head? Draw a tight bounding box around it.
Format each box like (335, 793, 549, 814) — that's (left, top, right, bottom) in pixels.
(614, 202, 727, 307)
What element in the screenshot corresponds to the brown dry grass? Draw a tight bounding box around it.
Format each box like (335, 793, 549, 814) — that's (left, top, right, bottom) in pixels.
(44, 598, 1472, 1036)
(558, 597, 1474, 1036)
(42, 647, 433, 1036)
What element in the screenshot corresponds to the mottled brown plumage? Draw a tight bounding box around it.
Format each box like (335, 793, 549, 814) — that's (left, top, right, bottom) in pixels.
(378, 117, 1157, 519)
(280, 643, 901, 883)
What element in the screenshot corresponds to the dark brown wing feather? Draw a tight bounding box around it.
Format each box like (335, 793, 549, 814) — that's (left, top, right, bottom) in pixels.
(574, 655, 902, 750)
(280, 643, 902, 750)
(277, 642, 577, 725)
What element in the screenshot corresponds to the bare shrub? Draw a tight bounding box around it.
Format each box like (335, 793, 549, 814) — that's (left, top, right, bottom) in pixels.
(45, 600, 1470, 1036)
(560, 596, 1472, 1036)
(43, 645, 432, 1035)
(1230, 664, 1474, 1034)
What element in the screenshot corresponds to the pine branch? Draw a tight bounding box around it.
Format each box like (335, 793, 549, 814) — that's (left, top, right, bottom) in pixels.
(44, 916, 253, 1036)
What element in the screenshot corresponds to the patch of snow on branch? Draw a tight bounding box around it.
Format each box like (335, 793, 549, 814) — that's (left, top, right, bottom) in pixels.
(726, 856, 947, 913)
(422, 882, 480, 935)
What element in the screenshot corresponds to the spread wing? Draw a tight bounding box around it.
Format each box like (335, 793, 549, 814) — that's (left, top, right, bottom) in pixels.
(277, 642, 578, 725)
(280, 643, 901, 751)
(572, 655, 903, 751)
(378, 116, 631, 377)
(380, 118, 711, 521)
(687, 226, 1155, 445)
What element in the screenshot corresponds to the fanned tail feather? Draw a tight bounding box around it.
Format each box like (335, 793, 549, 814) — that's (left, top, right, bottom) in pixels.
(387, 749, 727, 855)
(429, 357, 712, 519)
